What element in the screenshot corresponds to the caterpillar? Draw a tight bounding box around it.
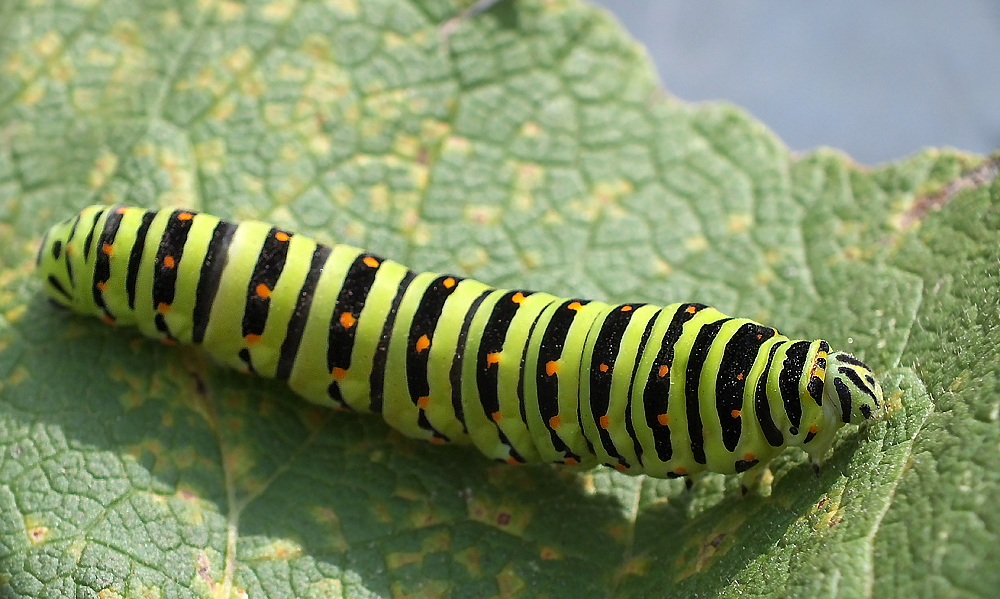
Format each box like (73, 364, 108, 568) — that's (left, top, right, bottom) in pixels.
(36, 205, 886, 489)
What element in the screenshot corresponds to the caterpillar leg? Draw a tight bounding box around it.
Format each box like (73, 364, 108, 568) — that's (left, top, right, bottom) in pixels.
(739, 466, 773, 497)
(683, 471, 706, 491)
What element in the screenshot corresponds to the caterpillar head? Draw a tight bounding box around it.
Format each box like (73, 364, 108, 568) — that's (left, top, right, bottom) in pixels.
(824, 352, 885, 424)
(35, 207, 96, 312)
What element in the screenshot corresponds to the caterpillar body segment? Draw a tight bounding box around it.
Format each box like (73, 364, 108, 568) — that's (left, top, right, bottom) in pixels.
(37, 205, 887, 483)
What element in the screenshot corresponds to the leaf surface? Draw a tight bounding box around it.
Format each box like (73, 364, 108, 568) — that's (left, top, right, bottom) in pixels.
(0, 1, 996, 597)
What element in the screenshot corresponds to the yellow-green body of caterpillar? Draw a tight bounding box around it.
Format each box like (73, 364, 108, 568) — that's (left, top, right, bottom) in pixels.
(36, 205, 886, 485)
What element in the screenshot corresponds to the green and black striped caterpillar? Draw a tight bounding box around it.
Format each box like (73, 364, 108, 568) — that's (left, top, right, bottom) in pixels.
(37, 205, 886, 488)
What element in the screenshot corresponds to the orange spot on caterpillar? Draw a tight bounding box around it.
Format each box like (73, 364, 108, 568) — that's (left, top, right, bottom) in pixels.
(506, 456, 519, 466)
(157, 302, 170, 313)
(599, 415, 610, 429)
(564, 457, 578, 466)
(685, 306, 696, 314)
(162, 256, 175, 268)
(599, 363, 609, 373)
(101, 315, 114, 324)
(115, 207, 127, 214)
(658, 365, 669, 378)
(101, 243, 112, 256)
(417, 396, 429, 408)
(620, 305, 632, 312)
(673, 467, 688, 476)
(736, 372, 744, 381)
(429, 437, 445, 445)
(491, 411, 501, 422)
(657, 413, 669, 425)
(275, 231, 290, 242)
(161, 338, 176, 345)
(757, 334, 762, 339)
(486, 353, 500, 366)
(255, 284, 271, 299)
(177, 212, 193, 221)
(614, 463, 628, 472)
(731, 409, 741, 418)
(415, 334, 430, 353)
(331, 367, 347, 380)
(245, 334, 261, 345)
(443, 277, 456, 288)
(95, 281, 106, 292)
(743, 452, 756, 462)
(545, 360, 558, 376)
(363, 256, 379, 268)
(339, 312, 356, 329)
(548, 415, 560, 429)
(511, 292, 525, 304)
(567, 301, 582, 311)
(809, 424, 818, 434)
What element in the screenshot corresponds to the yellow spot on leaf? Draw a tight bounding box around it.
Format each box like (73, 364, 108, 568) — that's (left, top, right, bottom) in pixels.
(88, 153, 118, 189)
(386, 551, 422, 569)
(520, 122, 541, 137)
(261, 0, 295, 20)
(727, 213, 752, 233)
(684, 235, 708, 252)
(454, 546, 483, 577)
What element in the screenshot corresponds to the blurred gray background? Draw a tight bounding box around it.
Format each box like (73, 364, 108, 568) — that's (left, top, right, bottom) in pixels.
(591, 1, 1000, 165)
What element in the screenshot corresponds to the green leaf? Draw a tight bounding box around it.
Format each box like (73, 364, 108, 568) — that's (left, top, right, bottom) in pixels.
(0, 0, 996, 597)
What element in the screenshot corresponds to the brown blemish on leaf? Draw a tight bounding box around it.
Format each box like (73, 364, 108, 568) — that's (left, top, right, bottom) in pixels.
(618, 555, 651, 577)
(466, 495, 533, 534)
(539, 546, 563, 560)
(899, 154, 1000, 228)
(27, 526, 48, 545)
(195, 552, 216, 592)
